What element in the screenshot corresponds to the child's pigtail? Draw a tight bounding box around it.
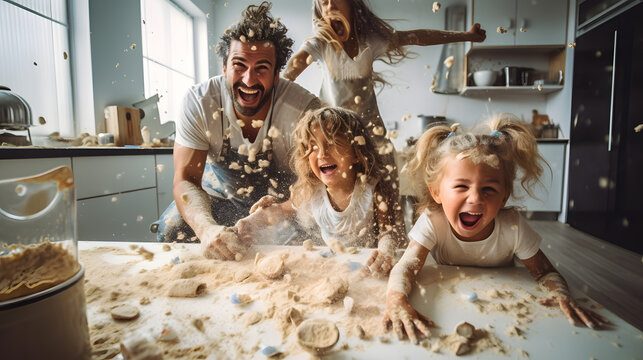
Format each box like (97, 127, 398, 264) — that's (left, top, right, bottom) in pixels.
(404, 123, 452, 179)
(491, 114, 547, 199)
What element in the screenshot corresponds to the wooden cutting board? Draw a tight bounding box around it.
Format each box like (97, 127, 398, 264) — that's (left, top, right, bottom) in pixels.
(104, 106, 143, 146)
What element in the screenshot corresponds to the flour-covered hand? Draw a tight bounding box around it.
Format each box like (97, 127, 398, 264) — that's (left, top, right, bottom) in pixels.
(538, 272, 610, 329)
(201, 225, 249, 261)
(383, 291, 433, 344)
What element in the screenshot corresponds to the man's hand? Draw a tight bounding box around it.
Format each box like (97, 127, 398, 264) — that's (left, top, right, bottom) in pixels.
(383, 291, 433, 344)
(201, 225, 250, 261)
(468, 23, 486, 42)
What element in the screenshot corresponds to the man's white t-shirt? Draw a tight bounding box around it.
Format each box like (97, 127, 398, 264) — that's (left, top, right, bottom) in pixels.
(409, 208, 542, 267)
(175, 75, 318, 174)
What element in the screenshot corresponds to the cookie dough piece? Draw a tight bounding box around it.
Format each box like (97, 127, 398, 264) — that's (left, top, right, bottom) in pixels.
(167, 279, 207, 297)
(296, 318, 339, 354)
(255, 253, 285, 279)
(111, 304, 140, 321)
(120, 333, 163, 360)
(302, 239, 313, 251)
(234, 269, 252, 282)
(310, 277, 349, 304)
(450, 338, 471, 356)
(455, 321, 475, 339)
(243, 311, 262, 326)
(172, 261, 210, 279)
(328, 238, 345, 254)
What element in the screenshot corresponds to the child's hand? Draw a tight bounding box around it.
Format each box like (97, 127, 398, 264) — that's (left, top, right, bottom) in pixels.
(201, 226, 250, 261)
(467, 23, 486, 42)
(383, 291, 433, 344)
(249, 195, 277, 214)
(364, 233, 397, 276)
(538, 272, 611, 329)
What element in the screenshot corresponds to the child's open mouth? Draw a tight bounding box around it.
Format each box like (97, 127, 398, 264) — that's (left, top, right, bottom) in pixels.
(320, 164, 337, 175)
(331, 20, 346, 37)
(459, 212, 482, 229)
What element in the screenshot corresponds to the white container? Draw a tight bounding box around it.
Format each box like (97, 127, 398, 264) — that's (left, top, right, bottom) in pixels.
(473, 70, 498, 86)
(0, 267, 91, 359)
(0, 166, 90, 359)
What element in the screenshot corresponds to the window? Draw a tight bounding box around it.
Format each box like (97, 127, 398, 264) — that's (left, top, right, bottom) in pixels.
(0, 0, 73, 137)
(141, 0, 196, 124)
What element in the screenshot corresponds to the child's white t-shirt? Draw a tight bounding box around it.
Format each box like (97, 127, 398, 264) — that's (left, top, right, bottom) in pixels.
(408, 208, 542, 267)
(298, 181, 377, 248)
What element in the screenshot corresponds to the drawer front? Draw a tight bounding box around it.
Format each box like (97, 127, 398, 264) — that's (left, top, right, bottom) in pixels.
(0, 158, 72, 181)
(155, 154, 175, 216)
(73, 155, 156, 199)
(77, 188, 158, 241)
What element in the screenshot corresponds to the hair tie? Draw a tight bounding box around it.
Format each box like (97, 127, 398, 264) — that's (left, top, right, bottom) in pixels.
(446, 132, 455, 138)
(490, 130, 502, 138)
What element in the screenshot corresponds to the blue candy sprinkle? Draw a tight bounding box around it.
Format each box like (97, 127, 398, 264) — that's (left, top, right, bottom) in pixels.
(171, 256, 180, 264)
(230, 293, 241, 304)
(319, 249, 335, 258)
(466, 292, 478, 302)
(261, 346, 278, 357)
(347, 261, 362, 271)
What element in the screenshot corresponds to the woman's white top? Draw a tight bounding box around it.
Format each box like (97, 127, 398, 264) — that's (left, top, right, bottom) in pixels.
(300, 36, 387, 126)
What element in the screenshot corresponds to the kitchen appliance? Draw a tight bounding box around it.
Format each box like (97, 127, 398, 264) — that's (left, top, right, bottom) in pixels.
(104, 105, 144, 146)
(503, 66, 534, 86)
(0, 86, 34, 145)
(432, 5, 466, 94)
(0, 166, 90, 359)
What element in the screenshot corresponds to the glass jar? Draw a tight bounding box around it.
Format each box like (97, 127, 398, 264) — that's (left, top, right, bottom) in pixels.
(0, 166, 79, 301)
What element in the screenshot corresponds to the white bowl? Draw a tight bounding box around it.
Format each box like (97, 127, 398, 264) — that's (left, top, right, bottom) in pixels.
(473, 70, 497, 86)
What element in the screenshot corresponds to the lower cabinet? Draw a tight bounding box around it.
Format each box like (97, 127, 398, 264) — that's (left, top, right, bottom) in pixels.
(155, 154, 175, 216)
(77, 188, 158, 241)
(507, 142, 566, 212)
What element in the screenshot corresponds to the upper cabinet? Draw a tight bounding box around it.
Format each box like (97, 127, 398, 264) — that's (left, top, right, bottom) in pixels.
(471, 0, 569, 47)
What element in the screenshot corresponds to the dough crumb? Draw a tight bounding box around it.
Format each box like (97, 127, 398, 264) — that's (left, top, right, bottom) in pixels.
(296, 318, 339, 354)
(111, 304, 140, 321)
(302, 239, 313, 251)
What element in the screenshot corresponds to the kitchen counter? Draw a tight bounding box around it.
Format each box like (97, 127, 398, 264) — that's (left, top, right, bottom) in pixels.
(0, 146, 172, 159)
(79, 241, 641, 359)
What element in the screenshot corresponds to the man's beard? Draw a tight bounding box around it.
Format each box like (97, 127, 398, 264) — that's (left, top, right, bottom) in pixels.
(227, 80, 273, 118)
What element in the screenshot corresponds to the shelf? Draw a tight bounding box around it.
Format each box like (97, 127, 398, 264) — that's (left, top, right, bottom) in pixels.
(459, 85, 564, 96)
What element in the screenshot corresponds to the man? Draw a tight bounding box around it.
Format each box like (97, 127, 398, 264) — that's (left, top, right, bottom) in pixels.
(154, 2, 320, 258)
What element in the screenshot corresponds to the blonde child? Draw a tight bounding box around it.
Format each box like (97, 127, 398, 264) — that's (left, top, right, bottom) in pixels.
(206, 107, 405, 275)
(283, 0, 486, 120)
(383, 116, 609, 344)
(282, 0, 486, 246)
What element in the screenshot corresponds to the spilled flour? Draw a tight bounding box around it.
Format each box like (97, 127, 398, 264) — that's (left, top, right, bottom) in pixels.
(0, 241, 80, 301)
(81, 245, 389, 359)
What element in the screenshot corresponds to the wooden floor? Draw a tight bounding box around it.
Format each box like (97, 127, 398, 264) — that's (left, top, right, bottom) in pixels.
(528, 220, 643, 331)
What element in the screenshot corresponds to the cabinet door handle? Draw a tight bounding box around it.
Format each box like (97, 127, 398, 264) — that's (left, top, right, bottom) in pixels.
(608, 30, 617, 152)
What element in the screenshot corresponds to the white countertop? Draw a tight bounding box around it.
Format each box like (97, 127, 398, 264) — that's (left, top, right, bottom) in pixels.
(79, 241, 642, 359)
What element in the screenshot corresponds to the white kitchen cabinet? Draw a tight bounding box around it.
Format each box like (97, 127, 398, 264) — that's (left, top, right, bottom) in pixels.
(507, 142, 566, 212)
(72, 155, 156, 199)
(154, 154, 175, 216)
(471, 0, 568, 47)
(77, 188, 158, 241)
